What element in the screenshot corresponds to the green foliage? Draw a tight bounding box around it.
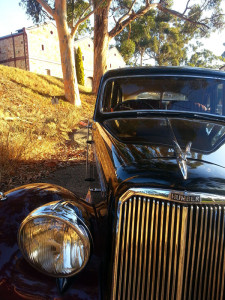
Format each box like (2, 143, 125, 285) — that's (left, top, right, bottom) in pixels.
(120, 40, 136, 64)
(19, 0, 48, 23)
(67, 0, 91, 36)
(187, 48, 225, 69)
(116, 10, 190, 66)
(75, 46, 85, 85)
(20, 0, 91, 36)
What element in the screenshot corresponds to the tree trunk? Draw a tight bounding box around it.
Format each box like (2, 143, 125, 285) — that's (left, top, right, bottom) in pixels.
(55, 0, 81, 106)
(92, 1, 111, 94)
(140, 49, 144, 66)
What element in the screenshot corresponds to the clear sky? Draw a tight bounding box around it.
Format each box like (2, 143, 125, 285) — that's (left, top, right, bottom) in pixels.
(0, 0, 224, 56)
(0, 0, 33, 36)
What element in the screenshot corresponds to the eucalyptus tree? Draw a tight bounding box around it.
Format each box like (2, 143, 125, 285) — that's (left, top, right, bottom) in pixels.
(116, 10, 190, 66)
(92, 0, 224, 93)
(20, 0, 100, 106)
(188, 47, 225, 68)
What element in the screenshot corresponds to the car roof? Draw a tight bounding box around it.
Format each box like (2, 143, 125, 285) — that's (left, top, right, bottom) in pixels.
(102, 66, 225, 80)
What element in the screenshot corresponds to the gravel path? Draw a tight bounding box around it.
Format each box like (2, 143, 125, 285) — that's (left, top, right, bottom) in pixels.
(1, 127, 98, 197)
(38, 126, 99, 199)
(39, 163, 97, 198)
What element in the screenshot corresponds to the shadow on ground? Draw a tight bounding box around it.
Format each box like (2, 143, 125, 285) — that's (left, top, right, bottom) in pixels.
(39, 163, 98, 199)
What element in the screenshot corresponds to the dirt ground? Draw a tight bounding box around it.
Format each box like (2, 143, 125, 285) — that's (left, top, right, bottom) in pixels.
(38, 126, 100, 198)
(38, 163, 98, 199)
(1, 126, 98, 198)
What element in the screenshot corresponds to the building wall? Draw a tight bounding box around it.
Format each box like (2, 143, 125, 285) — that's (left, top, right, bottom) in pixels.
(0, 25, 126, 85)
(107, 47, 126, 70)
(74, 37, 126, 87)
(0, 32, 28, 70)
(26, 23, 62, 77)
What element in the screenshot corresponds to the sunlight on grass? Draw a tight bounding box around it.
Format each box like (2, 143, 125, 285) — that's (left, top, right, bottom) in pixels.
(0, 65, 96, 185)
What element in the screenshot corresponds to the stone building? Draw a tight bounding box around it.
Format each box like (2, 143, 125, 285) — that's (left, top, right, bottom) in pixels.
(74, 37, 126, 87)
(0, 23, 126, 85)
(0, 23, 62, 77)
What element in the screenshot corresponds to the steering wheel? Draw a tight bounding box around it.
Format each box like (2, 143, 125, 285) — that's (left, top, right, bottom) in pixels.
(113, 102, 133, 111)
(113, 99, 155, 111)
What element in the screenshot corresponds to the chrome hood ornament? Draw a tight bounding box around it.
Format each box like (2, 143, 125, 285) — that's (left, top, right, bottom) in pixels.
(167, 118, 191, 180)
(173, 140, 192, 180)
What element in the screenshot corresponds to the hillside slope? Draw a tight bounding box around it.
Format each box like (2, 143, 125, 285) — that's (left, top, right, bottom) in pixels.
(0, 65, 96, 191)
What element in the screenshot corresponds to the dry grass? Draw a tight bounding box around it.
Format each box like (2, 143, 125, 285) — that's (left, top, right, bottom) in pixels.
(0, 65, 96, 189)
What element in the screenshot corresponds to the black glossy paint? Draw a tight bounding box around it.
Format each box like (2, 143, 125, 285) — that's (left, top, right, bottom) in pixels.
(92, 116, 225, 198)
(2, 67, 225, 300)
(0, 184, 108, 299)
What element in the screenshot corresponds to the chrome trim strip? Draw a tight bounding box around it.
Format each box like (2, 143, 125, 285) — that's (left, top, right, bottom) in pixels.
(198, 207, 208, 300)
(193, 208, 204, 300)
(188, 207, 199, 300)
(93, 148, 107, 194)
(112, 188, 225, 300)
(146, 200, 155, 300)
(165, 203, 175, 300)
(111, 200, 123, 300)
(117, 202, 127, 299)
(131, 197, 141, 300)
(176, 206, 188, 300)
(122, 200, 132, 300)
(119, 188, 225, 204)
(208, 207, 217, 300)
(211, 206, 221, 298)
(216, 207, 225, 300)
(0, 192, 7, 201)
(202, 207, 213, 299)
(136, 197, 146, 299)
(160, 202, 170, 300)
(219, 209, 225, 300)
(127, 197, 136, 300)
(150, 200, 159, 300)
(140, 198, 150, 300)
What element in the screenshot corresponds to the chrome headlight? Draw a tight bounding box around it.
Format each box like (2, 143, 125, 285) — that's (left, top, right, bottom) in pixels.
(18, 201, 92, 277)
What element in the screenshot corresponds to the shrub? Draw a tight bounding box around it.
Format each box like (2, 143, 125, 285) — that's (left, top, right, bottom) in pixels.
(75, 46, 85, 86)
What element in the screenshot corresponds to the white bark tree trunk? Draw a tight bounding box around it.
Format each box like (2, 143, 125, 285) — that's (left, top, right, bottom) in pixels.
(56, 23, 81, 106)
(53, 0, 81, 106)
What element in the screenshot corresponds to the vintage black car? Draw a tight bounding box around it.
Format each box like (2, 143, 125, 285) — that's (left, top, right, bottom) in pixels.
(1, 66, 225, 300)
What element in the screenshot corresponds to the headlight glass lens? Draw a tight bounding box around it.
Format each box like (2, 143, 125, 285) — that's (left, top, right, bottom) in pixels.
(18, 201, 91, 277)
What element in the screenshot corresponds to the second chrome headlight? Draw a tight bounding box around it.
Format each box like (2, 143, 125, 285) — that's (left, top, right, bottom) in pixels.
(18, 200, 91, 277)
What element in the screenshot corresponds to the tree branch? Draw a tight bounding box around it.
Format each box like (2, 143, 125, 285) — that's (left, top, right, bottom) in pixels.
(157, 4, 210, 29)
(36, 0, 55, 17)
(109, 1, 213, 39)
(183, 0, 191, 15)
(115, 0, 138, 25)
(109, 3, 158, 38)
(71, 0, 106, 37)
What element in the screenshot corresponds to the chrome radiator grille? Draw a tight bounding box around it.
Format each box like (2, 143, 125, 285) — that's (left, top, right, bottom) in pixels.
(111, 195, 225, 300)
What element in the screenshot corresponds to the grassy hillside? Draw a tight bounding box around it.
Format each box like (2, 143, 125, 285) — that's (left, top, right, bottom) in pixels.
(0, 65, 96, 190)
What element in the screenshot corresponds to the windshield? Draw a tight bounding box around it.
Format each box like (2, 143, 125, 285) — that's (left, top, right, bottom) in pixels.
(102, 76, 225, 116)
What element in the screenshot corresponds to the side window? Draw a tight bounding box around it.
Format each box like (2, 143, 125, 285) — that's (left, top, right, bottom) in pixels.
(206, 83, 224, 115)
(102, 81, 122, 112)
(215, 84, 224, 115)
(111, 82, 122, 109)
